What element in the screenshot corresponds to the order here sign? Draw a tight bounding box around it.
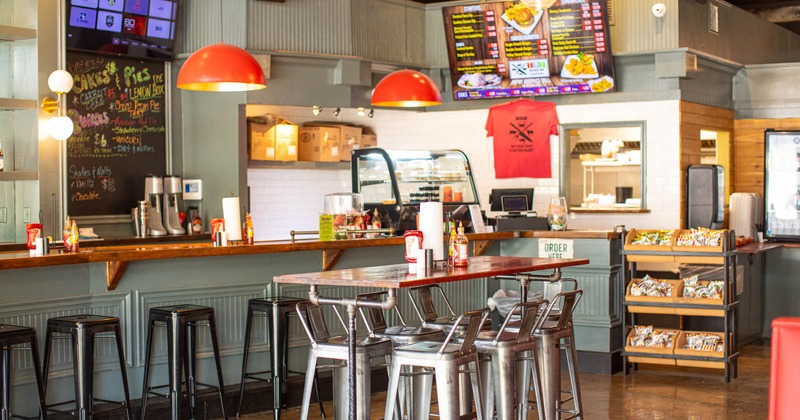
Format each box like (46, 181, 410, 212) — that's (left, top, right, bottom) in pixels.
(538, 238, 574, 259)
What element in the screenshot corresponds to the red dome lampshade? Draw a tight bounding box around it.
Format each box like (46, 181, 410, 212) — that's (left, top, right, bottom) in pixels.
(177, 43, 267, 92)
(371, 69, 442, 107)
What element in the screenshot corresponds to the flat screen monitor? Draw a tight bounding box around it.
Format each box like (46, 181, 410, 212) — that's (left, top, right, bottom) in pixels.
(66, 0, 180, 61)
(441, 1, 616, 100)
(490, 188, 534, 213)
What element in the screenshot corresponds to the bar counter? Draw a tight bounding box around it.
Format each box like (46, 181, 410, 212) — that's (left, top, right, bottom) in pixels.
(0, 229, 622, 415)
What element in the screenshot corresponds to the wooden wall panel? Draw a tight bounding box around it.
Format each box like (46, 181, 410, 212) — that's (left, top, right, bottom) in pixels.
(732, 118, 800, 195)
(679, 102, 734, 228)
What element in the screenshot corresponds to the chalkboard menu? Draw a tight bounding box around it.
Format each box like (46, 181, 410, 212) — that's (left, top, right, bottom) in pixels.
(442, 0, 615, 100)
(65, 52, 167, 216)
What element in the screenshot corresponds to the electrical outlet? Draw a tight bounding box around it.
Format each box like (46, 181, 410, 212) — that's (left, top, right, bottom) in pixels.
(0, 207, 6, 223)
(23, 207, 31, 223)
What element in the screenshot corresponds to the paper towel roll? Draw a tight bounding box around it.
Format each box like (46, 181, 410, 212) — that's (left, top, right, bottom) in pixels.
(419, 202, 444, 261)
(222, 197, 243, 241)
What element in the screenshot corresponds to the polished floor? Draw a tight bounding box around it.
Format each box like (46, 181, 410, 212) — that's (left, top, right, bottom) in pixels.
(234, 340, 770, 419)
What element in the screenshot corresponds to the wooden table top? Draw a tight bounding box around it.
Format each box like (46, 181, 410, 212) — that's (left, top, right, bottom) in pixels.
(273, 255, 590, 289)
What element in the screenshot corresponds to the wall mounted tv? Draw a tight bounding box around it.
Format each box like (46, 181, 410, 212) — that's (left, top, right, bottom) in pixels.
(442, 0, 615, 100)
(66, 0, 180, 61)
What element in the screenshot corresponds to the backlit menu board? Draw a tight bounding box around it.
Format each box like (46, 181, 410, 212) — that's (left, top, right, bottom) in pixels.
(442, 0, 615, 100)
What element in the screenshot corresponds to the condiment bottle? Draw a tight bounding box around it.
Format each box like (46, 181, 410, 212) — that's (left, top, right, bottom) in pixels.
(454, 222, 468, 267)
(70, 219, 80, 253)
(448, 222, 457, 265)
(0, 140, 4, 172)
(63, 216, 72, 252)
(244, 212, 255, 245)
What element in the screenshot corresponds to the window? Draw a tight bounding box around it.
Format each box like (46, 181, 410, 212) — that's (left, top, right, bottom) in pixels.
(559, 122, 646, 212)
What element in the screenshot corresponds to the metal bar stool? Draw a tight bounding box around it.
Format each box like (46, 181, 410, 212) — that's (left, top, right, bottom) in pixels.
(474, 299, 549, 420)
(295, 301, 394, 420)
(140, 305, 226, 420)
(533, 289, 584, 420)
(235, 297, 325, 419)
(357, 291, 445, 420)
(42, 315, 132, 420)
(0, 324, 47, 420)
(384, 308, 489, 420)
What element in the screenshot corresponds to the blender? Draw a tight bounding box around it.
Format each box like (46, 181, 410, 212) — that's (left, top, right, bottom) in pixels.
(144, 175, 168, 236)
(162, 175, 185, 235)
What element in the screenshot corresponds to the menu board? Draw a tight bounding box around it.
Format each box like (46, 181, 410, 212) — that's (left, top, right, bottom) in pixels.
(442, 0, 615, 100)
(65, 52, 167, 216)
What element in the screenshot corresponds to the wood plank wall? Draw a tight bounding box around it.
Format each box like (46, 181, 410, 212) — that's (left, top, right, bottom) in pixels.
(732, 119, 800, 195)
(679, 102, 734, 228)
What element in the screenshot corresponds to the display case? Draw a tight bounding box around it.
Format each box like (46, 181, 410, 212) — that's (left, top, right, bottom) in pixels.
(351, 148, 480, 233)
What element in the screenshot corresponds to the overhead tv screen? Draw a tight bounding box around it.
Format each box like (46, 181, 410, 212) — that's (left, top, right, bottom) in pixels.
(442, 0, 615, 100)
(66, 0, 179, 61)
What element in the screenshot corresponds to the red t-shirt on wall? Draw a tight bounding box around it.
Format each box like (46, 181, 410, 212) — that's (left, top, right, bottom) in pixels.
(485, 99, 559, 178)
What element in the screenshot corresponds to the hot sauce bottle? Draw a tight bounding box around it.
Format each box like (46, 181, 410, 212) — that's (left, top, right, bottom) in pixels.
(448, 223, 457, 265)
(70, 219, 80, 253)
(244, 212, 255, 245)
(63, 216, 72, 252)
(454, 222, 468, 267)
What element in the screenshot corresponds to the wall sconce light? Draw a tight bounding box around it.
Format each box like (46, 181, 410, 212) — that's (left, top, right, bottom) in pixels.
(41, 70, 75, 141)
(357, 107, 366, 117)
(333, 107, 341, 117)
(368, 109, 374, 118)
(312, 106, 323, 116)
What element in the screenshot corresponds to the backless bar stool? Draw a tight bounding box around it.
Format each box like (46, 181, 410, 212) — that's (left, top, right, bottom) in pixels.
(235, 297, 325, 419)
(384, 308, 489, 420)
(0, 324, 47, 420)
(42, 315, 132, 420)
(140, 305, 226, 420)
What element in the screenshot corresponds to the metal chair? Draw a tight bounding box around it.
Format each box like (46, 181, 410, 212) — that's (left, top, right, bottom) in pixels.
(358, 291, 445, 419)
(533, 289, 584, 420)
(42, 315, 132, 420)
(235, 297, 325, 419)
(140, 305, 226, 420)
(384, 308, 490, 420)
(407, 284, 491, 335)
(295, 301, 395, 420)
(0, 324, 47, 420)
(474, 299, 549, 420)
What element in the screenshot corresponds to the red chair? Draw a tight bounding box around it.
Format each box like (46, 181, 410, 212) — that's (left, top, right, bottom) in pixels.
(769, 317, 800, 419)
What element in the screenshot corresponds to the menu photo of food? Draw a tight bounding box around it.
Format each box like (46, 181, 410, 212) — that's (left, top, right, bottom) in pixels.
(501, 3, 544, 35)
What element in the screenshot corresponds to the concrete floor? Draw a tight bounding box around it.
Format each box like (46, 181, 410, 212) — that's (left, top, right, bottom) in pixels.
(233, 339, 769, 419)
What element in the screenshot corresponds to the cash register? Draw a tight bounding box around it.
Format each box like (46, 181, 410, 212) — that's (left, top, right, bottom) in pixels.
(487, 188, 549, 231)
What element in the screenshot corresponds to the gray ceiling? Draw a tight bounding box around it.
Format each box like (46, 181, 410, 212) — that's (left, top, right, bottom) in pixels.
(411, 0, 800, 34)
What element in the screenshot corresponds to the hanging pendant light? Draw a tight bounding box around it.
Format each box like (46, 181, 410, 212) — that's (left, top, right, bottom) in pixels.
(177, 43, 266, 92)
(371, 69, 442, 107)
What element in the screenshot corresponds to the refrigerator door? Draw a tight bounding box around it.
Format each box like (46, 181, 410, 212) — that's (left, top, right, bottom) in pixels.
(764, 130, 800, 241)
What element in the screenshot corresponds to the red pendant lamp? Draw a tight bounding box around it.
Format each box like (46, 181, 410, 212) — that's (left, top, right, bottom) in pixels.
(371, 69, 442, 107)
(177, 43, 267, 92)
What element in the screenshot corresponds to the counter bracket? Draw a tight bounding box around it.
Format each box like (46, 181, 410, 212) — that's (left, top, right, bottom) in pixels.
(106, 260, 128, 291)
(322, 248, 345, 271)
(473, 240, 494, 256)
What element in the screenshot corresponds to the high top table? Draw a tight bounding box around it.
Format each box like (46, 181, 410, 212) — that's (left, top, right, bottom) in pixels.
(274, 255, 589, 419)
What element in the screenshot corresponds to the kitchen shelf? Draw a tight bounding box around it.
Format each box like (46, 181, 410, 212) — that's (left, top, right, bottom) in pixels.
(0, 171, 38, 181)
(621, 229, 739, 382)
(0, 25, 37, 41)
(0, 98, 37, 110)
(248, 160, 350, 170)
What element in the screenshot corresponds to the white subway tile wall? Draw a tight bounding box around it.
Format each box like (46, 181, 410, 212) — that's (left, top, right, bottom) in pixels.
(248, 101, 681, 240)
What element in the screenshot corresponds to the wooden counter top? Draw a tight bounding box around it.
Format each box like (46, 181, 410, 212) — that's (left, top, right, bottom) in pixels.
(737, 242, 784, 254)
(0, 229, 616, 290)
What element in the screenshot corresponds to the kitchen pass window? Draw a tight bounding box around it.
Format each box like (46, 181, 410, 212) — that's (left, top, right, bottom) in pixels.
(559, 122, 646, 212)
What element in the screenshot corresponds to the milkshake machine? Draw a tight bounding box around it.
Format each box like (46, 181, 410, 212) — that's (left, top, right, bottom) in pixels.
(144, 175, 168, 236)
(163, 175, 185, 235)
